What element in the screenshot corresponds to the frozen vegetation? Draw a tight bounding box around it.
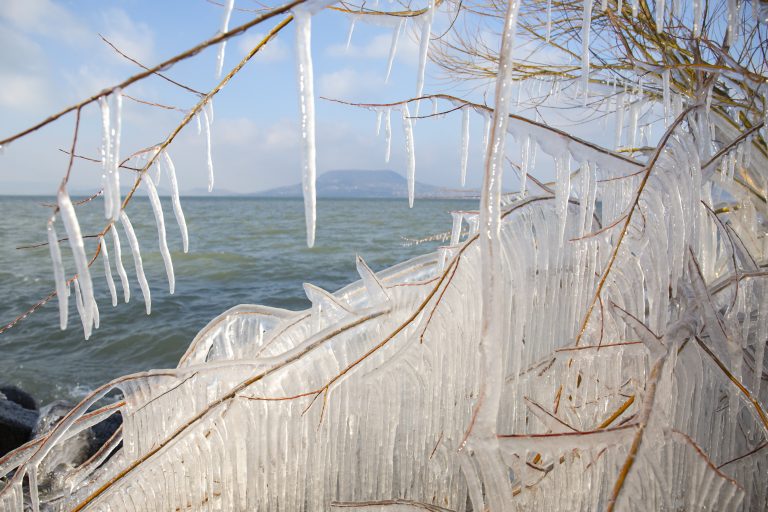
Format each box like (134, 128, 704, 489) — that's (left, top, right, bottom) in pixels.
(0, 0, 767, 510)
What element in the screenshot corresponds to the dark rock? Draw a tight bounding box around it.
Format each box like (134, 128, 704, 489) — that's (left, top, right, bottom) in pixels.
(0, 399, 38, 457)
(0, 385, 37, 411)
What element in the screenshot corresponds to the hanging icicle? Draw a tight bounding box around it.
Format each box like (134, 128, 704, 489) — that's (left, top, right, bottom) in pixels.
(120, 211, 151, 314)
(58, 189, 96, 339)
(385, 19, 404, 83)
(215, 0, 235, 78)
(414, 0, 435, 112)
(581, 0, 593, 101)
(294, 8, 318, 247)
(99, 237, 118, 308)
(111, 90, 123, 220)
(201, 105, 215, 193)
(345, 16, 357, 51)
(111, 225, 130, 304)
(460, 107, 470, 187)
(47, 219, 68, 330)
(384, 108, 392, 163)
(162, 151, 189, 253)
(144, 177, 175, 294)
(402, 104, 416, 208)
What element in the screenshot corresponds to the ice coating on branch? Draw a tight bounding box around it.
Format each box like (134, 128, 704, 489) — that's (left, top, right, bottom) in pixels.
(144, 177, 175, 294)
(57, 189, 95, 339)
(401, 104, 416, 208)
(215, 0, 235, 78)
(355, 255, 390, 306)
(460, 107, 470, 186)
(384, 19, 404, 83)
(110, 225, 130, 304)
(162, 151, 189, 253)
(294, 8, 318, 248)
(384, 108, 392, 162)
(99, 237, 117, 308)
(47, 219, 68, 330)
(120, 211, 151, 314)
(201, 106, 215, 193)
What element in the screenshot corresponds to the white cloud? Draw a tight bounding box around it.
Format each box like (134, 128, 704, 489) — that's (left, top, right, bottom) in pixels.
(237, 32, 288, 63)
(100, 8, 155, 66)
(318, 68, 384, 100)
(0, 0, 88, 44)
(0, 71, 51, 112)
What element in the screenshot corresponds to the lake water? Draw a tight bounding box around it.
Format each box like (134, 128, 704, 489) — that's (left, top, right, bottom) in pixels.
(0, 196, 474, 405)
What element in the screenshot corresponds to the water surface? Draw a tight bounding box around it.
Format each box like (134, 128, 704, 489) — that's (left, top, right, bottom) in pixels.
(0, 196, 474, 404)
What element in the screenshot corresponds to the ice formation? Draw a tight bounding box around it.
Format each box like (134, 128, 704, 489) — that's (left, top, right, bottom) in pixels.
(2, 0, 767, 510)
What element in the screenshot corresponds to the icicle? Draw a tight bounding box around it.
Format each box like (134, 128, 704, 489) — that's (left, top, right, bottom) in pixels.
(111, 90, 123, 220)
(144, 178, 175, 294)
(375, 110, 383, 136)
(111, 225, 130, 303)
(726, 0, 738, 44)
(614, 93, 625, 148)
(201, 106, 215, 193)
(581, 0, 593, 100)
(120, 211, 151, 314)
(631, 0, 638, 17)
(629, 99, 640, 149)
(345, 16, 356, 51)
(601, 0, 608, 11)
(449, 212, 463, 245)
(294, 8, 317, 248)
(693, 0, 702, 37)
(546, 0, 553, 41)
(99, 237, 117, 307)
(215, 0, 235, 78)
(662, 69, 671, 126)
(195, 112, 202, 135)
(384, 108, 392, 162)
(384, 19, 404, 84)
(655, 0, 665, 32)
(72, 278, 89, 339)
(99, 97, 112, 219)
(520, 135, 532, 195)
(414, 1, 435, 107)
(460, 107, 470, 186)
(47, 219, 68, 330)
(482, 112, 492, 158)
(163, 151, 189, 253)
(58, 189, 95, 339)
(475, 0, 522, 506)
(402, 104, 416, 208)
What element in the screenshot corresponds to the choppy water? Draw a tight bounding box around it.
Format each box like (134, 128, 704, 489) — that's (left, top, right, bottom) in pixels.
(0, 196, 474, 405)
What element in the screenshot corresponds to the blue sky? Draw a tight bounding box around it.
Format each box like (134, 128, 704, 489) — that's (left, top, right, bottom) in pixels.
(0, 0, 510, 195)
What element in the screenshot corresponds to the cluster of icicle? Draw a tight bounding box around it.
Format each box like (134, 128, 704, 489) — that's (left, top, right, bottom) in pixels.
(46, 88, 215, 339)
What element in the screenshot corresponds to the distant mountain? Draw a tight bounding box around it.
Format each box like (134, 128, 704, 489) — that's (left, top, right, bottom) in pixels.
(254, 170, 477, 199)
